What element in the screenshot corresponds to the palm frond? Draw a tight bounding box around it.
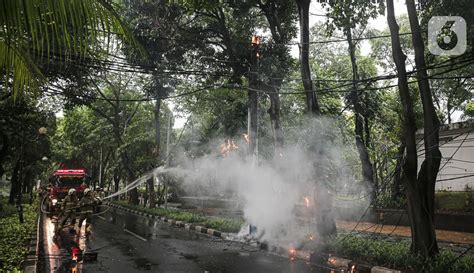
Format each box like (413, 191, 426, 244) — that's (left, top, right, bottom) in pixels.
(0, 0, 142, 96)
(0, 40, 45, 98)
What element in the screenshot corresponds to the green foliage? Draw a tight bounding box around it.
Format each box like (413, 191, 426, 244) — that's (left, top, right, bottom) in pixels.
(435, 191, 473, 212)
(464, 102, 474, 119)
(0, 0, 137, 96)
(327, 234, 474, 273)
(0, 202, 17, 218)
(203, 218, 242, 233)
(113, 201, 243, 233)
(0, 203, 37, 272)
(373, 192, 407, 209)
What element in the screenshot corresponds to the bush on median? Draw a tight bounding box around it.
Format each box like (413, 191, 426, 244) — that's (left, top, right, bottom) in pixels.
(112, 201, 243, 233)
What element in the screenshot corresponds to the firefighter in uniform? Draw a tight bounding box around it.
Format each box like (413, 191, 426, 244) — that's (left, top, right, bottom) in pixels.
(57, 188, 78, 233)
(78, 188, 95, 232)
(93, 187, 104, 213)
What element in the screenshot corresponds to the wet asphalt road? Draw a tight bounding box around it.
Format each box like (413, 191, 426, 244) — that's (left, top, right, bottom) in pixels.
(41, 207, 331, 273)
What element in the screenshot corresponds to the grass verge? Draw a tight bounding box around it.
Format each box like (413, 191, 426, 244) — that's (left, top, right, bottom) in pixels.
(0, 202, 38, 272)
(112, 201, 243, 233)
(324, 234, 474, 273)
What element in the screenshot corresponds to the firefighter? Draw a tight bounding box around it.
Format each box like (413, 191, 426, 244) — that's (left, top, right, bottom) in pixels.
(57, 188, 78, 233)
(78, 188, 95, 232)
(93, 187, 104, 213)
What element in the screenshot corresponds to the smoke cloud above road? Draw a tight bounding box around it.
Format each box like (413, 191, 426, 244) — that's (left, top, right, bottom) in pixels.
(171, 117, 368, 248)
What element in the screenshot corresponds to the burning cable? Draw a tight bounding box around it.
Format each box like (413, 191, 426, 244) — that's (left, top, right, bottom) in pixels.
(288, 247, 297, 261)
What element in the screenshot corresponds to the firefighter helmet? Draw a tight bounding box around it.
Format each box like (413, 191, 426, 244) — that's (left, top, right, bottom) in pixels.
(84, 188, 91, 195)
(68, 188, 76, 195)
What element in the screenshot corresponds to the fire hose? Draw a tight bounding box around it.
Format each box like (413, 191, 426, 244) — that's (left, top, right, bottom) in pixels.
(102, 166, 177, 200)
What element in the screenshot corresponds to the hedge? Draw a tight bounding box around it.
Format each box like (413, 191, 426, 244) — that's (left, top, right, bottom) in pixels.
(112, 201, 243, 233)
(0, 203, 38, 272)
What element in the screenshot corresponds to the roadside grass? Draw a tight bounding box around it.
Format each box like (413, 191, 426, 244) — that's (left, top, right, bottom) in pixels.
(325, 234, 474, 273)
(0, 201, 38, 272)
(112, 201, 244, 233)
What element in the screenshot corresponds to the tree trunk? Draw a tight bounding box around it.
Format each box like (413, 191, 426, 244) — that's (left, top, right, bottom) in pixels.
(113, 168, 120, 200)
(154, 98, 162, 157)
(387, 0, 439, 257)
(391, 142, 406, 201)
(296, 0, 320, 115)
(294, 0, 336, 239)
(248, 39, 259, 158)
(8, 159, 21, 205)
(406, 0, 440, 256)
(0, 131, 8, 177)
(147, 176, 155, 208)
(268, 78, 284, 154)
(346, 26, 375, 197)
(260, 4, 286, 154)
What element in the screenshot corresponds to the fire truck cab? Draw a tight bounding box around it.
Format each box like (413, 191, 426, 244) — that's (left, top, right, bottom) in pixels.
(44, 168, 88, 216)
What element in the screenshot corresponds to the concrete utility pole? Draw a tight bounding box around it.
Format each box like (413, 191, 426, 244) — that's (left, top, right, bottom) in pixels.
(248, 35, 260, 166)
(99, 146, 103, 188)
(164, 110, 172, 208)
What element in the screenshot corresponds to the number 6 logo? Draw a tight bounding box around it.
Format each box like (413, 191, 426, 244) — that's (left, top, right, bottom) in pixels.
(428, 16, 466, 56)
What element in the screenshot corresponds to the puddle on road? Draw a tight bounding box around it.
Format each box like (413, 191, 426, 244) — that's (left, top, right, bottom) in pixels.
(134, 257, 156, 270)
(182, 253, 199, 260)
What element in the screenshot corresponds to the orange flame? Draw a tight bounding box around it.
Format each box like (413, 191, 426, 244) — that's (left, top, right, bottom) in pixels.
(304, 196, 310, 208)
(351, 264, 356, 273)
(288, 247, 297, 261)
(251, 35, 260, 45)
(243, 134, 249, 144)
(220, 139, 239, 157)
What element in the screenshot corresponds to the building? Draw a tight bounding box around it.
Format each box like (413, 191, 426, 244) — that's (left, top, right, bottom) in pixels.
(416, 119, 474, 191)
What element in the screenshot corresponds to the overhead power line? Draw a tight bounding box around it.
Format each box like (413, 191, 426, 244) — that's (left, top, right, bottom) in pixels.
(44, 56, 473, 103)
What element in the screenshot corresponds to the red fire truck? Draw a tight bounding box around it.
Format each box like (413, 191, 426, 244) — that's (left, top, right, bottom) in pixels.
(44, 168, 88, 215)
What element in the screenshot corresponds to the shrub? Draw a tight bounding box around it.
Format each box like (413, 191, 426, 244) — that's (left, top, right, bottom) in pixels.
(435, 191, 473, 212)
(111, 201, 243, 233)
(0, 202, 18, 218)
(0, 204, 38, 272)
(327, 234, 474, 273)
(203, 218, 243, 233)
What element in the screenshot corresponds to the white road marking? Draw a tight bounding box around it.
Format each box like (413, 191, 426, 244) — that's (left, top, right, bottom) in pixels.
(123, 228, 147, 242)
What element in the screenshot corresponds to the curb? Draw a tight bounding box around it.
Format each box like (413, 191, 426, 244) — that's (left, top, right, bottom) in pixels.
(23, 209, 41, 273)
(106, 202, 402, 273)
(106, 202, 228, 240)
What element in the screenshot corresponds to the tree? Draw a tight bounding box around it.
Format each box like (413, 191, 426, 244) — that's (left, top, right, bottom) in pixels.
(322, 0, 383, 199)
(295, 0, 321, 115)
(0, 97, 53, 204)
(387, 0, 439, 257)
(405, 0, 441, 256)
(252, 0, 298, 153)
(0, 0, 137, 97)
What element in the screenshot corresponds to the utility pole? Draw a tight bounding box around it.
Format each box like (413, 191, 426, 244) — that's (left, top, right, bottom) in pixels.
(99, 146, 103, 188)
(164, 110, 172, 208)
(248, 35, 260, 166)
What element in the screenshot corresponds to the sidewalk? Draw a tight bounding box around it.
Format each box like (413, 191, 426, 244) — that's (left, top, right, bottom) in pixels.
(336, 220, 474, 244)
